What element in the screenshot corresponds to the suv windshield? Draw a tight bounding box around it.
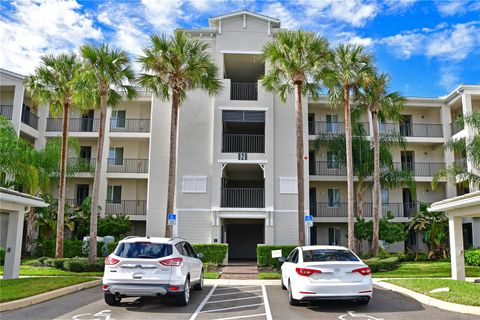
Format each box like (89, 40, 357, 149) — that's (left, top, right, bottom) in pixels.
(114, 242, 173, 259)
(303, 249, 359, 262)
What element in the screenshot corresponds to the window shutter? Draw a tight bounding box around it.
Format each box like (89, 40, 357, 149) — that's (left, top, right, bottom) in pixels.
(182, 176, 207, 193)
(195, 176, 207, 193)
(279, 177, 297, 194)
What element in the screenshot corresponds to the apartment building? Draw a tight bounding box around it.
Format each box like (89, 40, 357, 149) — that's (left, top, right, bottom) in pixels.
(1, 10, 479, 259)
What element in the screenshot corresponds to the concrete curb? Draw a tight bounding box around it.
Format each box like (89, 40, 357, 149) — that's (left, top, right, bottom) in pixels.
(205, 279, 280, 286)
(373, 279, 480, 316)
(0, 279, 101, 312)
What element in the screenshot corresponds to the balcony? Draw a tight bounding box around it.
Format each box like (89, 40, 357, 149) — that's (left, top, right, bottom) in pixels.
(0, 105, 13, 120)
(455, 158, 467, 169)
(230, 82, 258, 101)
(450, 121, 464, 136)
(107, 158, 148, 173)
(308, 122, 370, 136)
(311, 202, 421, 218)
(310, 161, 347, 176)
(21, 109, 39, 130)
(222, 134, 265, 153)
(105, 200, 147, 215)
(46, 118, 99, 132)
(221, 187, 264, 208)
(380, 123, 443, 137)
(68, 158, 96, 173)
(393, 162, 445, 176)
(51, 199, 82, 214)
(110, 119, 150, 133)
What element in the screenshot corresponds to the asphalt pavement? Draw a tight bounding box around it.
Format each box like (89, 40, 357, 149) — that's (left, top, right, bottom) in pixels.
(1, 284, 476, 320)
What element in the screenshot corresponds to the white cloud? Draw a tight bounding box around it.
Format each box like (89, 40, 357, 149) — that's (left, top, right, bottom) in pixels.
(141, 0, 183, 32)
(0, 0, 101, 75)
(301, 0, 378, 27)
(437, 0, 480, 16)
(380, 33, 424, 59)
(261, 2, 299, 29)
(439, 66, 459, 91)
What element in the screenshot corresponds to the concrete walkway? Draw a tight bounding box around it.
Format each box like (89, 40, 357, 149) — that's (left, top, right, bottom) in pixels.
(220, 261, 258, 279)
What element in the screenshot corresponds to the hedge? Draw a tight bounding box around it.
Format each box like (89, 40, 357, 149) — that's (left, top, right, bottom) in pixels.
(27, 257, 105, 272)
(257, 245, 297, 268)
(0, 246, 5, 265)
(364, 256, 400, 272)
(35, 239, 111, 258)
(192, 244, 228, 264)
(465, 248, 480, 266)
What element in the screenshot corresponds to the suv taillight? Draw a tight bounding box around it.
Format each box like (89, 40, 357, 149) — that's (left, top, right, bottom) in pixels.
(105, 256, 120, 265)
(295, 268, 321, 277)
(352, 267, 371, 276)
(160, 257, 183, 266)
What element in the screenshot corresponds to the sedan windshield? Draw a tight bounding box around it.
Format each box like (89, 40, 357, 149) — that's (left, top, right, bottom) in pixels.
(303, 249, 359, 262)
(114, 242, 172, 259)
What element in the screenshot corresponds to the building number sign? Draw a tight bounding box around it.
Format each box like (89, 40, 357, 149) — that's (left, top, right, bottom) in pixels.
(238, 152, 248, 160)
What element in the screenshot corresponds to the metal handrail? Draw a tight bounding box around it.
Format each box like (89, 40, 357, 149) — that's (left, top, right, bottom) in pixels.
(46, 118, 100, 132)
(105, 200, 147, 215)
(230, 82, 258, 101)
(222, 133, 265, 153)
(107, 158, 149, 173)
(110, 118, 150, 133)
(0, 105, 13, 120)
(221, 187, 265, 208)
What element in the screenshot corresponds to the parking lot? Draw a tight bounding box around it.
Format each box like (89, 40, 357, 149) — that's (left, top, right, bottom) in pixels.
(1, 283, 476, 320)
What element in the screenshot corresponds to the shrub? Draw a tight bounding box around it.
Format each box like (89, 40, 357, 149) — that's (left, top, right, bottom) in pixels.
(257, 245, 297, 268)
(23, 258, 44, 267)
(63, 260, 85, 272)
(364, 256, 399, 272)
(465, 248, 480, 266)
(0, 246, 5, 265)
(98, 215, 132, 238)
(61, 258, 105, 272)
(192, 244, 228, 264)
(106, 242, 118, 255)
(35, 239, 85, 258)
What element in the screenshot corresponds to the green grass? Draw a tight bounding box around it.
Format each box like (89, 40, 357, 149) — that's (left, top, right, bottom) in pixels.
(373, 261, 480, 278)
(385, 279, 480, 306)
(0, 266, 103, 277)
(258, 272, 281, 279)
(0, 277, 96, 303)
(204, 272, 220, 279)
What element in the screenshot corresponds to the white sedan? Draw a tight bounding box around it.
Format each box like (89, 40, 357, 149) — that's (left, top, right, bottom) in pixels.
(280, 245, 372, 306)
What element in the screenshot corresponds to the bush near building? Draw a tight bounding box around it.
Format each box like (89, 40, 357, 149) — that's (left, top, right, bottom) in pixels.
(257, 245, 296, 268)
(465, 248, 480, 266)
(192, 244, 228, 264)
(364, 256, 400, 272)
(24, 257, 104, 272)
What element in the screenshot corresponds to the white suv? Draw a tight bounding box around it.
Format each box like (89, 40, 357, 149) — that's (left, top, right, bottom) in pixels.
(102, 236, 204, 306)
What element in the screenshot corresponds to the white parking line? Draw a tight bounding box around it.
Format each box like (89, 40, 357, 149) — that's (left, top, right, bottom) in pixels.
(214, 286, 261, 292)
(261, 286, 273, 320)
(199, 303, 265, 314)
(211, 289, 263, 297)
(211, 313, 267, 320)
(206, 296, 263, 304)
(189, 285, 217, 320)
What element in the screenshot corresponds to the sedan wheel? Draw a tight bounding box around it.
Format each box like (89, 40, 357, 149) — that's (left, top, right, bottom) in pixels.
(288, 280, 300, 306)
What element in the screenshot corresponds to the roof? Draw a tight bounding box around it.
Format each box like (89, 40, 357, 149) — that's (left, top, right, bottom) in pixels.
(208, 10, 281, 28)
(429, 191, 480, 217)
(0, 68, 25, 80)
(0, 187, 48, 208)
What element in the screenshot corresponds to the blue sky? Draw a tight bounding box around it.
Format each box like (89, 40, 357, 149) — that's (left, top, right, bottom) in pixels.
(1, 0, 479, 97)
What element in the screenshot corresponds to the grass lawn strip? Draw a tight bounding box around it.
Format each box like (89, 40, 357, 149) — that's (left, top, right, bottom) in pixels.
(258, 272, 281, 279)
(204, 272, 220, 279)
(0, 277, 96, 303)
(385, 279, 480, 307)
(0, 266, 103, 277)
(372, 261, 480, 278)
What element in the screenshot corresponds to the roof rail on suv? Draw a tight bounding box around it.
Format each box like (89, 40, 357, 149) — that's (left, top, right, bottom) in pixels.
(169, 237, 185, 241)
(123, 236, 138, 240)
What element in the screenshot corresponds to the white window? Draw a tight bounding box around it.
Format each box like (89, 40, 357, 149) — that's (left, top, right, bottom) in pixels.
(182, 176, 207, 193)
(111, 110, 126, 128)
(279, 177, 297, 194)
(109, 147, 124, 165)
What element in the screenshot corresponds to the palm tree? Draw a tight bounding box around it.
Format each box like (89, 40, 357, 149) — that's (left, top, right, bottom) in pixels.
(75, 44, 137, 263)
(324, 44, 373, 250)
(24, 53, 81, 258)
(137, 31, 221, 238)
(261, 30, 330, 246)
(358, 72, 406, 256)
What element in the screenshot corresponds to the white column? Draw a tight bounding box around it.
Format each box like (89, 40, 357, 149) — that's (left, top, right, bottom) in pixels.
(472, 217, 480, 247)
(462, 94, 478, 192)
(440, 104, 456, 198)
(4, 210, 25, 279)
(449, 215, 465, 280)
(11, 83, 25, 135)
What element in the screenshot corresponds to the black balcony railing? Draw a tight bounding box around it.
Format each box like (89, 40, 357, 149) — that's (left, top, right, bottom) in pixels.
(308, 121, 370, 136)
(450, 121, 464, 136)
(393, 162, 445, 176)
(310, 161, 347, 176)
(222, 134, 265, 153)
(107, 158, 148, 173)
(51, 199, 81, 214)
(0, 105, 13, 120)
(110, 119, 150, 133)
(68, 157, 96, 173)
(311, 202, 422, 218)
(105, 200, 147, 215)
(21, 109, 39, 130)
(230, 82, 258, 101)
(221, 188, 264, 208)
(46, 118, 100, 132)
(380, 123, 443, 137)
(455, 158, 467, 169)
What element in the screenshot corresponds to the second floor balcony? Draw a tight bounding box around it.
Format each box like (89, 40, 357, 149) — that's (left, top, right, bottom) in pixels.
(380, 123, 443, 138)
(110, 118, 150, 133)
(222, 133, 265, 153)
(230, 82, 258, 101)
(46, 118, 99, 132)
(450, 121, 464, 136)
(0, 105, 13, 120)
(68, 157, 96, 173)
(310, 161, 346, 176)
(107, 158, 148, 173)
(309, 121, 370, 136)
(393, 162, 445, 177)
(310, 202, 422, 218)
(221, 187, 265, 208)
(105, 200, 147, 215)
(21, 109, 39, 130)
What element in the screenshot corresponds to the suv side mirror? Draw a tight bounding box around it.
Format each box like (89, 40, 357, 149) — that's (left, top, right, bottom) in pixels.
(278, 257, 286, 263)
(197, 252, 204, 259)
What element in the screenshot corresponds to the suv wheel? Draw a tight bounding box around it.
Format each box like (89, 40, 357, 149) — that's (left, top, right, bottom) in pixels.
(104, 293, 121, 306)
(193, 271, 204, 290)
(288, 280, 300, 306)
(177, 278, 190, 306)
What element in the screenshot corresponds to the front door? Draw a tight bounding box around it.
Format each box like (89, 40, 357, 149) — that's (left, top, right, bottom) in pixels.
(400, 115, 412, 136)
(81, 110, 94, 132)
(401, 151, 415, 171)
(76, 184, 89, 206)
(227, 224, 264, 260)
(402, 188, 415, 217)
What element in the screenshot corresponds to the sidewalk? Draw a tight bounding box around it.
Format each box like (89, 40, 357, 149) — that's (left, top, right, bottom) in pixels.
(220, 262, 259, 279)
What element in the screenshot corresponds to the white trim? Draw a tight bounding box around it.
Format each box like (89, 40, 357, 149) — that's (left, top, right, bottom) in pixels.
(218, 213, 267, 219)
(189, 285, 217, 320)
(176, 208, 211, 212)
(262, 285, 273, 320)
(217, 159, 268, 164)
(218, 106, 268, 111)
(220, 50, 263, 55)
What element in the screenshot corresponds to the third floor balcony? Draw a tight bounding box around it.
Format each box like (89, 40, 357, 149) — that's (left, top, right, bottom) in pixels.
(21, 106, 39, 130)
(380, 123, 443, 137)
(107, 158, 148, 174)
(308, 121, 370, 136)
(46, 118, 99, 132)
(310, 202, 422, 218)
(0, 105, 13, 120)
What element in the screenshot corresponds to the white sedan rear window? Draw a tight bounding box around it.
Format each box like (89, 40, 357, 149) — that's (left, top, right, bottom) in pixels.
(303, 249, 359, 262)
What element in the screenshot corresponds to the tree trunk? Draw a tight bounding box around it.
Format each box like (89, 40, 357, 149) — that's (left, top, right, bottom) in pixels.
(295, 83, 305, 246)
(344, 86, 355, 251)
(89, 94, 107, 263)
(356, 181, 366, 218)
(25, 207, 35, 255)
(165, 91, 180, 238)
(55, 103, 69, 258)
(370, 109, 381, 257)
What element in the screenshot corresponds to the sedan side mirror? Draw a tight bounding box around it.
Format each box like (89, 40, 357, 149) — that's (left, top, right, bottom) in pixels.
(278, 257, 286, 263)
(196, 252, 204, 259)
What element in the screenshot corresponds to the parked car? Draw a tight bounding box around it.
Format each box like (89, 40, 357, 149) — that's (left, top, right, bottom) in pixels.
(280, 245, 372, 306)
(102, 236, 204, 306)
